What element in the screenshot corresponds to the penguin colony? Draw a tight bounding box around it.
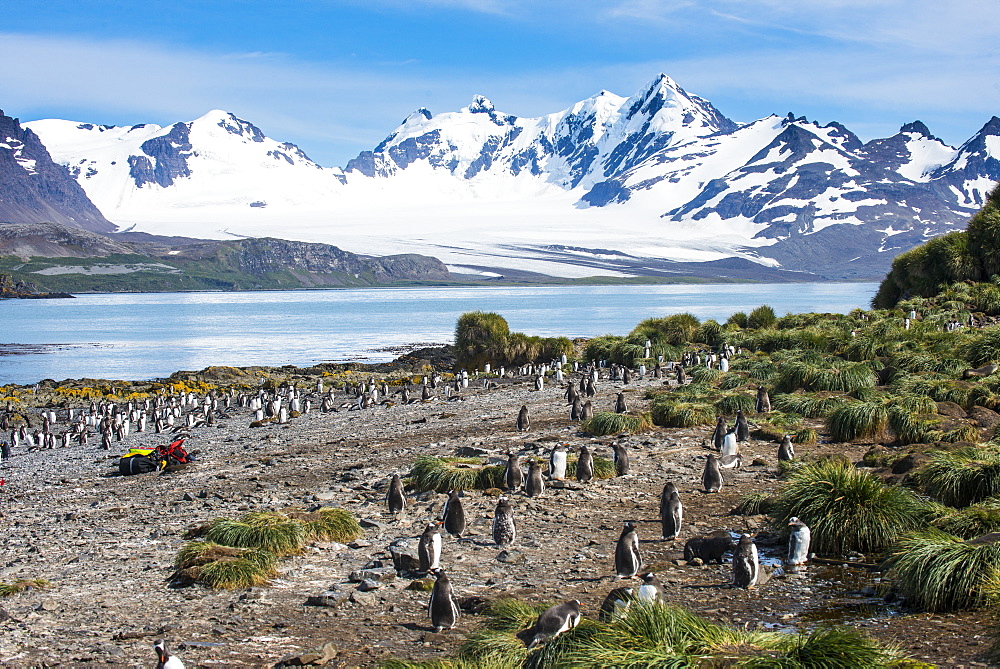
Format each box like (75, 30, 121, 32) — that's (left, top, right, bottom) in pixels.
(363, 347, 806, 649)
(0, 343, 813, 663)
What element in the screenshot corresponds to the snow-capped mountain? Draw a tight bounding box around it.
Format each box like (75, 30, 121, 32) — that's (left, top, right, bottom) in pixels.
(21, 75, 1000, 280)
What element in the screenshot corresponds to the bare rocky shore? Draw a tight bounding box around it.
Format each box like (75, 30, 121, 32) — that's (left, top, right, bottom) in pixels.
(0, 362, 990, 667)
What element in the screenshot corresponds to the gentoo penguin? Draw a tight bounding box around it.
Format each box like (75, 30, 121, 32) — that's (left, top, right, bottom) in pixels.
(702, 455, 723, 493)
(566, 383, 578, 404)
(735, 410, 750, 442)
(786, 517, 811, 568)
(614, 521, 641, 578)
(548, 446, 567, 480)
(575, 444, 594, 483)
(721, 427, 738, 458)
(570, 397, 583, 421)
(492, 497, 516, 548)
(659, 483, 682, 540)
(428, 568, 461, 632)
(516, 405, 530, 432)
(534, 375, 544, 391)
(599, 586, 635, 621)
(712, 416, 727, 451)
(732, 534, 760, 589)
(528, 600, 581, 648)
(586, 377, 596, 397)
(614, 392, 628, 414)
(756, 386, 771, 413)
(612, 443, 630, 476)
(581, 400, 594, 420)
(153, 639, 184, 669)
(504, 452, 524, 491)
(637, 572, 664, 603)
(525, 460, 545, 497)
(778, 435, 795, 461)
(622, 368, 632, 385)
(387, 473, 406, 514)
(676, 365, 686, 385)
(719, 454, 743, 469)
(442, 490, 467, 538)
(418, 522, 442, 572)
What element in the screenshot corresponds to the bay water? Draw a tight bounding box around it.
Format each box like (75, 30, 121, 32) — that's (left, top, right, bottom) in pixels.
(1, 283, 878, 385)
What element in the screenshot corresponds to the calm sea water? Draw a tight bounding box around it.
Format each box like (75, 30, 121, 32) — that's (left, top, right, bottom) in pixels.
(1, 283, 878, 385)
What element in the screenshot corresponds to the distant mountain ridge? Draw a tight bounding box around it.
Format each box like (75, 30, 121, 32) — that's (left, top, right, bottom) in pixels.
(17, 75, 1000, 280)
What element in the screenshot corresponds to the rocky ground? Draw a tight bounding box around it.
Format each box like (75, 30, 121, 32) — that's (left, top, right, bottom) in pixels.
(0, 368, 992, 668)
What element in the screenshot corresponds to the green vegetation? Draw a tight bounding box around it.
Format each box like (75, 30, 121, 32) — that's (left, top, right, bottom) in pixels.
(580, 411, 651, 436)
(455, 312, 572, 369)
(409, 456, 507, 492)
(0, 579, 51, 597)
(915, 445, 1000, 507)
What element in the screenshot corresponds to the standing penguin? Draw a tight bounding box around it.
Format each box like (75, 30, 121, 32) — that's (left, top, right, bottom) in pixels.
(612, 443, 630, 476)
(548, 446, 568, 480)
(528, 600, 581, 648)
(154, 639, 184, 669)
(755, 386, 771, 413)
(786, 517, 811, 568)
(516, 405, 530, 432)
(586, 377, 596, 398)
(505, 452, 524, 491)
(702, 455, 723, 493)
(418, 522, 442, 573)
(637, 572, 664, 603)
(778, 435, 795, 461)
(492, 497, 516, 548)
(614, 521, 641, 578)
(387, 473, 406, 514)
(735, 410, 750, 442)
(732, 534, 760, 589)
(599, 586, 635, 621)
(576, 445, 594, 483)
(525, 460, 545, 497)
(721, 427, 738, 458)
(570, 397, 583, 421)
(614, 392, 628, 414)
(428, 568, 461, 632)
(659, 482, 682, 540)
(712, 416, 727, 451)
(442, 490, 467, 538)
(676, 365, 686, 385)
(581, 400, 594, 420)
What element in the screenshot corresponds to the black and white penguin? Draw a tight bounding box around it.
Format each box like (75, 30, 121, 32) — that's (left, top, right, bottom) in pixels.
(778, 435, 795, 461)
(721, 427, 738, 458)
(534, 375, 544, 391)
(599, 586, 635, 621)
(492, 497, 516, 548)
(637, 572, 664, 603)
(586, 377, 596, 397)
(732, 534, 760, 588)
(570, 397, 583, 421)
(565, 383, 578, 404)
(676, 365, 686, 385)
(548, 446, 568, 480)
(576, 444, 594, 483)
(505, 452, 524, 491)
(428, 568, 461, 632)
(614, 521, 641, 578)
(756, 386, 771, 413)
(719, 453, 743, 469)
(516, 405, 530, 432)
(614, 392, 628, 414)
(525, 460, 545, 497)
(442, 490, 467, 538)
(612, 443, 630, 476)
(702, 454, 723, 493)
(528, 600, 581, 648)
(581, 400, 594, 420)
(418, 522, 442, 572)
(387, 473, 406, 514)
(712, 416, 726, 451)
(735, 410, 750, 442)
(153, 639, 184, 669)
(659, 482, 682, 540)
(786, 517, 811, 568)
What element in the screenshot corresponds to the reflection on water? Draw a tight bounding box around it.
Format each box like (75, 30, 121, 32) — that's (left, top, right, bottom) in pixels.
(1, 283, 877, 384)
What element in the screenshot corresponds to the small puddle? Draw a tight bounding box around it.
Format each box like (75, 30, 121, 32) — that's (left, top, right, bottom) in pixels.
(796, 564, 899, 624)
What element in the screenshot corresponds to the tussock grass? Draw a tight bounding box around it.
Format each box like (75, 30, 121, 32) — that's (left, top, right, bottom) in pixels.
(916, 445, 1000, 507)
(287, 507, 363, 543)
(747, 626, 907, 668)
(204, 511, 309, 556)
(174, 540, 278, 590)
(197, 556, 277, 590)
(773, 392, 852, 418)
(650, 399, 716, 428)
(931, 499, 1000, 539)
(828, 401, 888, 442)
(883, 528, 1000, 611)
(776, 359, 877, 394)
(581, 411, 651, 436)
(0, 579, 51, 597)
(715, 392, 755, 415)
(733, 492, 776, 516)
(409, 456, 506, 493)
(570, 454, 617, 479)
(770, 459, 926, 555)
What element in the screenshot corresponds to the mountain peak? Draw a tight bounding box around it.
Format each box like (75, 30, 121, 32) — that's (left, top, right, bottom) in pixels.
(404, 108, 433, 124)
(466, 95, 495, 113)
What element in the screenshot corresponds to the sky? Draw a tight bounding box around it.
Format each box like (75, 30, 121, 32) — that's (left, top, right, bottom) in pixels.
(1, 0, 997, 167)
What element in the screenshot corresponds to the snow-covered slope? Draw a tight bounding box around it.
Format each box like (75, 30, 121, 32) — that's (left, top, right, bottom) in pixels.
(23, 75, 1000, 280)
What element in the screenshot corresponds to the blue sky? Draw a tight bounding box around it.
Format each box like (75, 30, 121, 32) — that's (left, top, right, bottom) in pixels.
(1, 0, 997, 166)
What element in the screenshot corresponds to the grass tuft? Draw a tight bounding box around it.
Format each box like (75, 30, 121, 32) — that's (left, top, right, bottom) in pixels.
(0, 579, 51, 597)
(287, 507, 363, 543)
(581, 412, 651, 436)
(204, 511, 309, 556)
(409, 456, 506, 493)
(916, 445, 1000, 507)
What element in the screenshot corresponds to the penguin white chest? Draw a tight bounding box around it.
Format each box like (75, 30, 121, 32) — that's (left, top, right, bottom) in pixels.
(722, 433, 738, 457)
(550, 451, 567, 479)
